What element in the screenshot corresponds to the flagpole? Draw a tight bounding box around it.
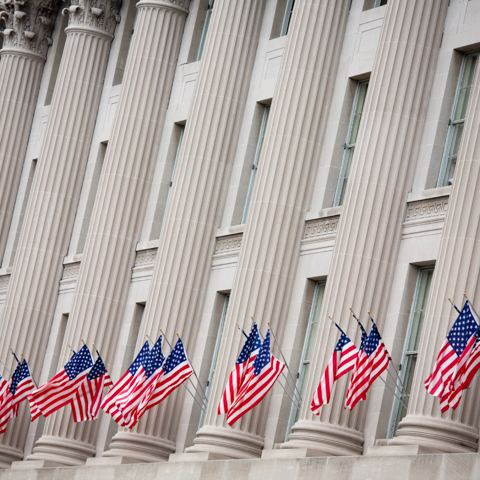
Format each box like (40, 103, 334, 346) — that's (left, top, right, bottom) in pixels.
(184, 384, 206, 412)
(159, 332, 209, 407)
(20, 354, 38, 389)
(10, 347, 20, 364)
(236, 323, 248, 338)
(267, 322, 303, 402)
(0, 357, 12, 375)
(378, 374, 408, 410)
(367, 314, 408, 395)
(448, 297, 461, 315)
(176, 333, 208, 400)
(277, 377, 301, 411)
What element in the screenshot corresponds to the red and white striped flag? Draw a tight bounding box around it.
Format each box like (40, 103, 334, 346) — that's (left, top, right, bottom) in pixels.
(0, 360, 36, 433)
(28, 345, 93, 420)
(311, 329, 358, 414)
(425, 301, 479, 406)
(71, 354, 113, 422)
(226, 330, 284, 426)
(101, 340, 150, 426)
(218, 324, 261, 415)
(130, 338, 193, 427)
(345, 321, 390, 410)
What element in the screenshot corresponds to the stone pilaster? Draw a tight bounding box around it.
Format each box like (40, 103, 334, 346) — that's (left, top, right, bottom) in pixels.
(281, 0, 448, 456)
(26, 0, 190, 466)
(0, 0, 120, 468)
(187, 0, 350, 460)
(102, 0, 266, 463)
(0, 0, 60, 264)
(390, 43, 480, 454)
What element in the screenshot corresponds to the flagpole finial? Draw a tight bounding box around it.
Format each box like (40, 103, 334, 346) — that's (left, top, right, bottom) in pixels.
(349, 307, 352, 311)
(448, 297, 452, 302)
(159, 328, 164, 334)
(368, 311, 371, 315)
(268, 322, 270, 326)
(176, 332, 179, 337)
(464, 293, 467, 297)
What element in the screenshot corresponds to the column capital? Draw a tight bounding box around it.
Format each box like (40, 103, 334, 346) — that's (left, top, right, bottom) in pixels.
(62, 0, 121, 37)
(0, 0, 61, 58)
(136, 0, 189, 14)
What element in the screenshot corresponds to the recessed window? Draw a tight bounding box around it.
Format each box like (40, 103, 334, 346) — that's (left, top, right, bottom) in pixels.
(198, 294, 229, 428)
(388, 267, 434, 437)
(374, 0, 388, 7)
(437, 52, 479, 187)
(280, 0, 295, 37)
(333, 81, 369, 207)
(165, 125, 185, 211)
(242, 105, 270, 223)
(197, 0, 215, 61)
(285, 282, 325, 439)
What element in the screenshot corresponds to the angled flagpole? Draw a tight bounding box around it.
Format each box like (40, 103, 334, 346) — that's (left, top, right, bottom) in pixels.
(0, 357, 11, 375)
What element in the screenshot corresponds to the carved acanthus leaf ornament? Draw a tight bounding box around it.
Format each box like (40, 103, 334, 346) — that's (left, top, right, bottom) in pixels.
(62, 0, 121, 36)
(0, 0, 61, 57)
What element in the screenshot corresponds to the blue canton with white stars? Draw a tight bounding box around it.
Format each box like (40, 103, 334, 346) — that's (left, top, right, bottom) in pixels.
(10, 360, 31, 396)
(364, 322, 382, 358)
(145, 336, 165, 378)
(162, 339, 188, 374)
(236, 324, 261, 365)
(87, 355, 107, 381)
(335, 332, 351, 352)
(358, 323, 368, 351)
(65, 345, 93, 380)
(128, 341, 151, 376)
(447, 302, 479, 356)
(253, 330, 271, 376)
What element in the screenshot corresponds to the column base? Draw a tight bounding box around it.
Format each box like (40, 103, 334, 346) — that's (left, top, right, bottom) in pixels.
(281, 420, 364, 456)
(103, 431, 174, 463)
(261, 448, 325, 459)
(389, 415, 478, 453)
(0, 444, 24, 469)
(86, 456, 142, 466)
(26, 435, 96, 466)
(169, 452, 229, 462)
(364, 445, 438, 456)
(185, 425, 264, 459)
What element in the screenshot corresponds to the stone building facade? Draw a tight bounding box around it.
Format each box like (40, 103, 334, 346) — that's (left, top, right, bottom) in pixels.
(1, 0, 480, 477)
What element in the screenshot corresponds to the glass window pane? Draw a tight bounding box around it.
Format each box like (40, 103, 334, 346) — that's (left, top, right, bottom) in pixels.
(197, 0, 215, 61)
(389, 267, 434, 437)
(334, 81, 368, 207)
(304, 284, 325, 363)
(281, 0, 295, 37)
(438, 53, 478, 187)
(242, 105, 270, 223)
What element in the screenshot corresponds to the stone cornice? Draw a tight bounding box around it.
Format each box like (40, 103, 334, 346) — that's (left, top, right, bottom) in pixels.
(0, 0, 61, 58)
(62, 0, 121, 37)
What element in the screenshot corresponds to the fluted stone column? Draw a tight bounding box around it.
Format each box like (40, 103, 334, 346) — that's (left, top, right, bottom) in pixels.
(390, 45, 480, 454)
(27, 0, 190, 466)
(102, 0, 266, 462)
(280, 0, 448, 456)
(187, 0, 350, 460)
(0, 0, 60, 263)
(0, 0, 120, 468)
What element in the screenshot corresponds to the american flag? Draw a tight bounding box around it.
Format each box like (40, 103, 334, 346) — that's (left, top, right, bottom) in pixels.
(311, 327, 358, 414)
(445, 328, 480, 410)
(71, 353, 112, 422)
(218, 324, 261, 415)
(0, 374, 8, 404)
(29, 344, 93, 420)
(0, 360, 36, 433)
(131, 338, 193, 427)
(425, 301, 479, 405)
(226, 330, 284, 426)
(101, 340, 150, 426)
(115, 336, 165, 426)
(345, 320, 390, 410)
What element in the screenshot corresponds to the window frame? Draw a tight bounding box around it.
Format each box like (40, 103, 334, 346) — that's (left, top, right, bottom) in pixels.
(242, 104, 271, 223)
(387, 267, 434, 438)
(280, 0, 295, 37)
(437, 52, 479, 187)
(198, 293, 229, 428)
(196, 0, 215, 61)
(333, 80, 369, 207)
(285, 281, 326, 440)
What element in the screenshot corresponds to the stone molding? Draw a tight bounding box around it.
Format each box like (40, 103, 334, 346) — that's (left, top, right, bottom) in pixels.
(214, 233, 243, 256)
(303, 215, 340, 240)
(0, 0, 61, 58)
(136, 0, 189, 14)
(132, 248, 157, 283)
(404, 196, 448, 225)
(58, 261, 81, 294)
(62, 0, 121, 36)
(0, 274, 10, 304)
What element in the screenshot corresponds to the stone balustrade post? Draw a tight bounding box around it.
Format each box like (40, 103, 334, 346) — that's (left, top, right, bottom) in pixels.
(0, 0, 120, 468)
